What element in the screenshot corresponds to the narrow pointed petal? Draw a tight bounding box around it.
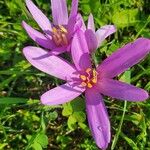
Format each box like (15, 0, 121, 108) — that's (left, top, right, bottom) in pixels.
(68, 14, 84, 34)
(97, 78, 149, 101)
(69, 0, 78, 19)
(96, 25, 116, 47)
(77, 14, 86, 31)
(97, 38, 150, 78)
(26, 0, 52, 32)
(51, 0, 68, 25)
(87, 14, 95, 32)
(22, 21, 55, 49)
(23, 46, 77, 80)
(41, 82, 85, 105)
(85, 88, 110, 149)
(85, 29, 98, 52)
(67, 15, 81, 37)
(71, 30, 91, 71)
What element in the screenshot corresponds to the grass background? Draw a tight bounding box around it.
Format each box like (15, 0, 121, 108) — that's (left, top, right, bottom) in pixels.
(0, 0, 150, 149)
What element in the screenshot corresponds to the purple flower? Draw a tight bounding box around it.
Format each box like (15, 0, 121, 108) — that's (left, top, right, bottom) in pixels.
(22, 0, 79, 55)
(23, 30, 150, 149)
(78, 13, 116, 52)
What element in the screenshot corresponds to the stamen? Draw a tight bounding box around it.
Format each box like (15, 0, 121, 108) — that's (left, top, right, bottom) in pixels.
(92, 69, 97, 83)
(86, 68, 91, 73)
(92, 78, 97, 83)
(52, 25, 68, 46)
(93, 69, 97, 77)
(86, 68, 91, 81)
(81, 82, 87, 87)
(57, 39, 62, 46)
(59, 25, 68, 33)
(62, 34, 68, 45)
(86, 77, 90, 83)
(80, 75, 87, 81)
(55, 33, 61, 39)
(87, 83, 93, 88)
(52, 27, 57, 33)
(53, 35, 60, 46)
(80, 68, 98, 88)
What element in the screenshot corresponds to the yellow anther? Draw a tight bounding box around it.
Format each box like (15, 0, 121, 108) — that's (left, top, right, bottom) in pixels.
(86, 68, 91, 73)
(87, 83, 93, 88)
(59, 25, 68, 33)
(81, 82, 87, 87)
(80, 68, 97, 88)
(80, 75, 87, 81)
(52, 27, 57, 33)
(92, 78, 97, 84)
(92, 69, 97, 84)
(93, 69, 97, 77)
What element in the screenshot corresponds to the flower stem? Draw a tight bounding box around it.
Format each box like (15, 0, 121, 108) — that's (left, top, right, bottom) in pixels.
(111, 100, 127, 150)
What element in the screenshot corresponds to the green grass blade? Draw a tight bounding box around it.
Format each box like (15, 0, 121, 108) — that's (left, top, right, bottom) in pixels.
(0, 97, 28, 104)
(111, 100, 127, 150)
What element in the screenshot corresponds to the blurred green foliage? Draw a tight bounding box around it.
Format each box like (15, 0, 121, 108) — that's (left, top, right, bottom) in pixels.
(0, 0, 150, 149)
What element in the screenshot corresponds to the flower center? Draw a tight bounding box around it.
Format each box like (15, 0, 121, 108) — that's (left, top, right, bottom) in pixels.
(80, 68, 98, 88)
(52, 25, 68, 46)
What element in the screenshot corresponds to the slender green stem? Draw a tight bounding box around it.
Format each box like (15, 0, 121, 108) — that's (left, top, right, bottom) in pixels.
(111, 100, 127, 150)
(0, 121, 7, 140)
(134, 16, 150, 39)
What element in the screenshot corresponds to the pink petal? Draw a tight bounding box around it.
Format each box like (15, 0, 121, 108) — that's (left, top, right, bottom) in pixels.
(71, 30, 91, 71)
(96, 25, 116, 47)
(97, 78, 149, 101)
(77, 14, 86, 31)
(41, 82, 85, 105)
(49, 46, 68, 55)
(97, 38, 150, 78)
(68, 14, 84, 35)
(67, 15, 80, 37)
(51, 0, 68, 25)
(85, 88, 110, 149)
(25, 0, 52, 32)
(87, 14, 95, 32)
(69, 0, 78, 19)
(85, 29, 98, 52)
(22, 21, 55, 49)
(23, 46, 77, 81)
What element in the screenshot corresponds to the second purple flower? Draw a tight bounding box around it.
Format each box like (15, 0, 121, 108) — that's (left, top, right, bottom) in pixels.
(22, 0, 80, 55)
